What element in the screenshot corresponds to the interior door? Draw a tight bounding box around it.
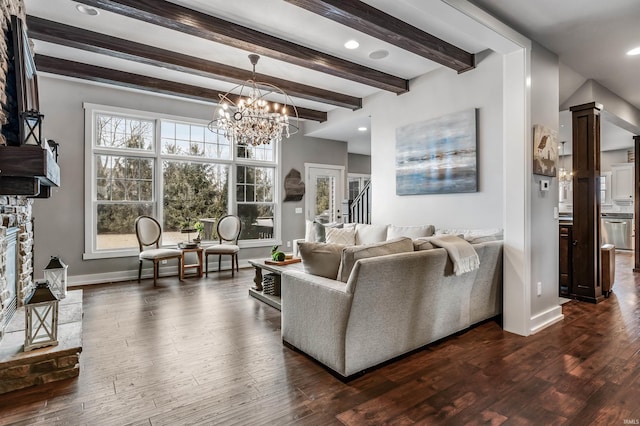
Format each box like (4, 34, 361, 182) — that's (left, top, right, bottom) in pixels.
(306, 164, 344, 223)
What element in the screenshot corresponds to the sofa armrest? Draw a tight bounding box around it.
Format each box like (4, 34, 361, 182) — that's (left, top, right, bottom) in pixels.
(281, 270, 353, 375)
(292, 238, 305, 257)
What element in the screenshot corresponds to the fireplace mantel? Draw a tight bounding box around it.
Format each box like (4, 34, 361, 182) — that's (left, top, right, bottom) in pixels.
(0, 145, 60, 197)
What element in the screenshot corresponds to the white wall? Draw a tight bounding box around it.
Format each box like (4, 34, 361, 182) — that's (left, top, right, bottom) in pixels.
(33, 75, 347, 284)
(529, 42, 563, 331)
(370, 51, 503, 229)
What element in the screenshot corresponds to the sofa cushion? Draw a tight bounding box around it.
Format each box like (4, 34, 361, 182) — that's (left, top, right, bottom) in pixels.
(434, 228, 503, 244)
(326, 227, 356, 245)
(298, 242, 344, 279)
(387, 224, 435, 240)
(337, 237, 414, 282)
(355, 223, 389, 245)
(413, 237, 436, 251)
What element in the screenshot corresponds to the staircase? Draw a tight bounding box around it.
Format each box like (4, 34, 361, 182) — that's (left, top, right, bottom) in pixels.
(349, 180, 371, 224)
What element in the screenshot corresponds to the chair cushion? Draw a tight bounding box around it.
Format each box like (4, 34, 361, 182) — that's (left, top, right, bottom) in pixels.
(298, 242, 344, 280)
(337, 237, 414, 282)
(139, 248, 182, 260)
(205, 244, 239, 254)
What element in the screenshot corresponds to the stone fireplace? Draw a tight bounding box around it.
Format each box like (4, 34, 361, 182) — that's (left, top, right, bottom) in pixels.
(0, 197, 33, 338)
(0, 0, 32, 341)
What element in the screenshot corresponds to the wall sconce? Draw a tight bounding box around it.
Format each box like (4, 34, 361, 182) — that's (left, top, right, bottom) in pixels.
(21, 109, 44, 146)
(44, 256, 68, 299)
(24, 282, 59, 351)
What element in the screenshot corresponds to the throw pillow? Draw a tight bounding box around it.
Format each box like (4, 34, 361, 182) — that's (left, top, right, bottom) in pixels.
(337, 237, 414, 282)
(413, 237, 435, 251)
(326, 227, 356, 245)
(387, 224, 435, 240)
(298, 241, 344, 279)
(355, 223, 389, 245)
(313, 221, 343, 243)
(304, 220, 315, 242)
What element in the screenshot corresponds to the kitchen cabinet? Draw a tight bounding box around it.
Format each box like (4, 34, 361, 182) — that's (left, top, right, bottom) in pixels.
(559, 222, 572, 297)
(611, 163, 634, 202)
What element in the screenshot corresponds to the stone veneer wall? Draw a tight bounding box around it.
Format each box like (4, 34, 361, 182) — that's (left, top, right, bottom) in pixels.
(0, 0, 29, 338)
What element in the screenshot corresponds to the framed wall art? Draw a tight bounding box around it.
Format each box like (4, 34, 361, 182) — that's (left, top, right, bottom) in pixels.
(395, 109, 477, 195)
(532, 124, 558, 177)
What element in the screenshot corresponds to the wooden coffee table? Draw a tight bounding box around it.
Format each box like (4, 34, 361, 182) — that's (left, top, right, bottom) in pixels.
(248, 258, 303, 310)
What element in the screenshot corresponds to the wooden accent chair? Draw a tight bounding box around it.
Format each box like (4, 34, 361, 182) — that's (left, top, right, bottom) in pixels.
(204, 215, 241, 277)
(135, 215, 183, 286)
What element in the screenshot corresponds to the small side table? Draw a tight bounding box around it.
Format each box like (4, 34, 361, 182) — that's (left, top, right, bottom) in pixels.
(180, 247, 203, 279)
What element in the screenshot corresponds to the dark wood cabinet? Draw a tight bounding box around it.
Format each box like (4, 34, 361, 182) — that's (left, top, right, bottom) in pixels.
(559, 222, 572, 297)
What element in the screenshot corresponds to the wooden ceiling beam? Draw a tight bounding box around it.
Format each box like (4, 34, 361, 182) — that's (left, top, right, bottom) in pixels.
(74, 0, 409, 94)
(26, 16, 361, 111)
(34, 55, 327, 123)
(285, 0, 475, 73)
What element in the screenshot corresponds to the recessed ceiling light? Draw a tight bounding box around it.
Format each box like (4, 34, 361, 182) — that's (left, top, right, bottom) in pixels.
(344, 40, 359, 50)
(627, 46, 640, 56)
(358, 126, 367, 132)
(369, 49, 389, 60)
(76, 4, 99, 16)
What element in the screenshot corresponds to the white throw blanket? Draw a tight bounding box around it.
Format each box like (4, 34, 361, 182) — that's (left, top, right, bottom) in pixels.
(429, 235, 480, 275)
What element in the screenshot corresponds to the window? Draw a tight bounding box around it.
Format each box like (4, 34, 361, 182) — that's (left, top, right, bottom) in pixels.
(348, 174, 371, 200)
(237, 165, 275, 239)
(93, 114, 155, 252)
(84, 104, 278, 259)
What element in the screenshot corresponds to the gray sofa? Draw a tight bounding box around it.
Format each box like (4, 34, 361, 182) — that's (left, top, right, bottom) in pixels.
(281, 240, 503, 378)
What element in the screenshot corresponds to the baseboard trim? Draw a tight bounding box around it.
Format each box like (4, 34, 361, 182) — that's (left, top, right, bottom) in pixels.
(67, 259, 252, 287)
(529, 305, 564, 334)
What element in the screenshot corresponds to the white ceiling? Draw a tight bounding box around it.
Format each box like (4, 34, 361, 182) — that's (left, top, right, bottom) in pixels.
(471, 0, 640, 151)
(22, 0, 496, 155)
(25, 0, 640, 155)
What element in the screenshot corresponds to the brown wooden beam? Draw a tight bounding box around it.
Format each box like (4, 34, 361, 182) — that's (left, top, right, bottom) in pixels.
(285, 0, 475, 73)
(35, 55, 327, 123)
(74, 0, 409, 94)
(26, 16, 361, 111)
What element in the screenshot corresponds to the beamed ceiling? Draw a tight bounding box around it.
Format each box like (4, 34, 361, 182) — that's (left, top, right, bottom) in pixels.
(24, 0, 490, 153)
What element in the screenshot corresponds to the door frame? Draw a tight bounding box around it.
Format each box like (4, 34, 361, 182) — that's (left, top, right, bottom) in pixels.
(304, 163, 345, 223)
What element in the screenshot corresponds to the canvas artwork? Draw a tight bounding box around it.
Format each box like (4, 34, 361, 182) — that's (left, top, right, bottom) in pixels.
(396, 109, 477, 195)
(532, 124, 558, 177)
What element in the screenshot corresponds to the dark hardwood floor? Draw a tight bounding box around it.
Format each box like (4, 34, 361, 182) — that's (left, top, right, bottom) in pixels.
(1, 252, 639, 425)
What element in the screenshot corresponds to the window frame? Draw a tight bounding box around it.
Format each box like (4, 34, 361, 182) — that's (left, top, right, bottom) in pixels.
(83, 103, 280, 259)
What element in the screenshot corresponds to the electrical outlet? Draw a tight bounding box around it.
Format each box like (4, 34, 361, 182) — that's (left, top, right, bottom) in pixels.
(161, 260, 168, 264)
(537, 281, 542, 296)
(286, 241, 291, 247)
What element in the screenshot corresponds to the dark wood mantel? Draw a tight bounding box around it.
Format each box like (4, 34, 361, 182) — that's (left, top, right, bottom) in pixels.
(0, 145, 60, 197)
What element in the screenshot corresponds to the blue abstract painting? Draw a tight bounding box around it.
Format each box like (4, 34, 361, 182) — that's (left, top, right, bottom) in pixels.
(396, 109, 477, 195)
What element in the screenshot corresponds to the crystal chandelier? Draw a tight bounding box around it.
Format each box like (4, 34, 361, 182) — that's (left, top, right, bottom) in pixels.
(208, 54, 299, 146)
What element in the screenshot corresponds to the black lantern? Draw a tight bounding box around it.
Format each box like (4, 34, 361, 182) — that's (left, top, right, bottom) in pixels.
(21, 109, 44, 146)
(24, 282, 59, 351)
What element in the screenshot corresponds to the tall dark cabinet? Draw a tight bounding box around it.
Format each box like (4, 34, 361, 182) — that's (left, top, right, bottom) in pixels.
(559, 222, 572, 297)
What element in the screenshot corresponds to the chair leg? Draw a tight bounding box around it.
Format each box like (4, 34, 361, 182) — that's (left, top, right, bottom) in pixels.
(218, 254, 222, 272)
(231, 254, 235, 277)
(138, 260, 142, 283)
(236, 254, 239, 272)
(205, 253, 209, 277)
(153, 261, 158, 286)
(178, 257, 183, 282)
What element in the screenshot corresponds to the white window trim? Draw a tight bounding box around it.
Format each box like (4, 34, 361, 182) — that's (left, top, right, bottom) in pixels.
(83, 103, 281, 260)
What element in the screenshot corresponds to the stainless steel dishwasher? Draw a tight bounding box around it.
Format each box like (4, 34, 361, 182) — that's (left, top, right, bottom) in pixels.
(601, 213, 633, 250)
